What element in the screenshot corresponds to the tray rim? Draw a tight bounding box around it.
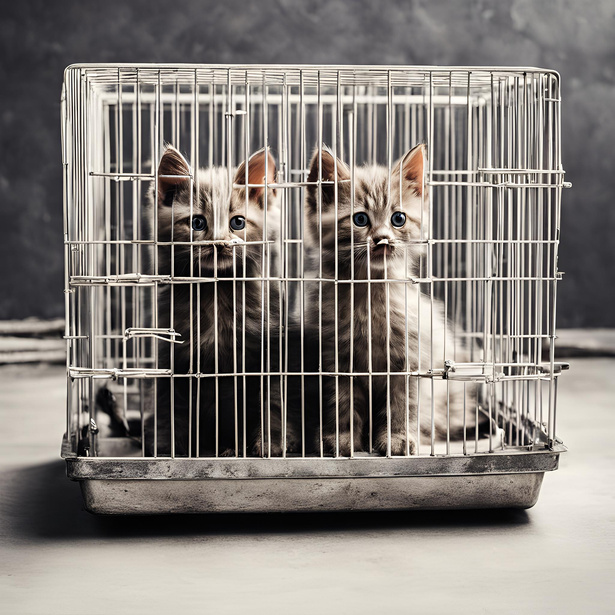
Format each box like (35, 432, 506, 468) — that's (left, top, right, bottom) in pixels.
(65, 444, 564, 481)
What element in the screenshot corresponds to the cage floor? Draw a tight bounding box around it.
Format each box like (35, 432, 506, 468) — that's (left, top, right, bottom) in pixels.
(87, 427, 508, 457)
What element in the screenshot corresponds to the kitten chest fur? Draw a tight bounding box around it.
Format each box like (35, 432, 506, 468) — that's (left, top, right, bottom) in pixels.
(322, 275, 429, 375)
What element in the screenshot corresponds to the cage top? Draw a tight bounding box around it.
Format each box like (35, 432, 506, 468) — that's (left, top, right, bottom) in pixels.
(63, 63, 560, 90)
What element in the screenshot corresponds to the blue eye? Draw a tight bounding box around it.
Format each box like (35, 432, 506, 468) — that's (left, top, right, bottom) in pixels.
(191, 215, 207, 232)
(230, 215, 246, 231)
(353, 212, 369, 227)
(391, 212, 406, 228)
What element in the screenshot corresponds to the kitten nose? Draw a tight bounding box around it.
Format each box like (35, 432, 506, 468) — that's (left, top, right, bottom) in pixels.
(213, 232, 233, 244)
(372, 230, 394, 245)
(214, 235, 244, 249)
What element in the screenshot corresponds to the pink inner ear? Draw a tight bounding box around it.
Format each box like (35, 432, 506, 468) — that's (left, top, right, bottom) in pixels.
(248, 150, 276, 187)
(235, 149, 277, 199)
(401, 145, 425, 196)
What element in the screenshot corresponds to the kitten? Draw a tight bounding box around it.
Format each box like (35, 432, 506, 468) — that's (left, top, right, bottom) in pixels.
(144, 144, 288, 456)
(305, 144, 478, 456)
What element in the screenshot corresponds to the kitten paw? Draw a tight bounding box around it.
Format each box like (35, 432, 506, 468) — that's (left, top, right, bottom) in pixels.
(284, 437, 300, 454)
(251, 432, 300, 456)
(251, 439, 283, 457)
(321, 432, 360, 456)
(374, 433, 417, 456)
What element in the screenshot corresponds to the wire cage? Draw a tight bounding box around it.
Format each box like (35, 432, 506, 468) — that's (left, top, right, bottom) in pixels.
(62, 64, 568, 514)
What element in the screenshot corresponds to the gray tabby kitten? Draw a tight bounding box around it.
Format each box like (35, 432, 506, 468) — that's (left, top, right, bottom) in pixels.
(305, 144, 476, 456)
(145, 145, 286, 456)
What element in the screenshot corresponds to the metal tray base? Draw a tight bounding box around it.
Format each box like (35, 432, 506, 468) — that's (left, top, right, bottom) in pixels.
(78, 472, 546, 514)
(65, 444, 563, 514)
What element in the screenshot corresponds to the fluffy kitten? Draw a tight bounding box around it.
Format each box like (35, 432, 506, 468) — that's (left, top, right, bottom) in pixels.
(305, 144, 477, 456)
(144, 145, 287, 456)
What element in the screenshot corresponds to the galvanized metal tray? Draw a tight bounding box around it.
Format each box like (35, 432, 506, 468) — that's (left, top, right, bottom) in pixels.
(63, 435, 564, 514)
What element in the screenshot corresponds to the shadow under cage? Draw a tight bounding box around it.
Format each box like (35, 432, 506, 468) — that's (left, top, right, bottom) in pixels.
(61, 64, 568, 513)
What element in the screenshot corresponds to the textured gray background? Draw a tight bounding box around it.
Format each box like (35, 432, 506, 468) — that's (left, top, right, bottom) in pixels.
(1, 0, 613, 326)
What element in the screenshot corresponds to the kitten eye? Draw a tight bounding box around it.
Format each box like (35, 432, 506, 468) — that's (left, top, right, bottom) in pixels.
(230, 215, 246, 231)
(191, 215, 207, 232)
(353, 212, 369, 227)
(391, 212, 406, 228)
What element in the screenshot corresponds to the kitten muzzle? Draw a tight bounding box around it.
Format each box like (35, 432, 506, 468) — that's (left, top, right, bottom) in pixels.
(198, 242, 241, 271)
(371, 237, 393, 258)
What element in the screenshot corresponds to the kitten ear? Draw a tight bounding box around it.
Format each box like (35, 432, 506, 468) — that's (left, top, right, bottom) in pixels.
(306, 145, 350, 209)
(157, 144, 191, 207)
(394, 143, 426, 198)
(234, 147, 277, 206)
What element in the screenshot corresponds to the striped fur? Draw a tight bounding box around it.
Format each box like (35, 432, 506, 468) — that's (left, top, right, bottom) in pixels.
(304, 144, 477, 456)
(144, 145, 289, 456)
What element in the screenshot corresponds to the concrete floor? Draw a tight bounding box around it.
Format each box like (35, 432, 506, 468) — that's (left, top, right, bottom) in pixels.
(0, 359, 613, 614)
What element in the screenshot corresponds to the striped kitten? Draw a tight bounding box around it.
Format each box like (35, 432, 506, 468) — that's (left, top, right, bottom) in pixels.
(305, 144, 476, 456)
(144, 145, 288, 456)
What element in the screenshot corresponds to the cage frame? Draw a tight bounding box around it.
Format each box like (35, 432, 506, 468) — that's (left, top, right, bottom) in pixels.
(61, 63, 568, 513)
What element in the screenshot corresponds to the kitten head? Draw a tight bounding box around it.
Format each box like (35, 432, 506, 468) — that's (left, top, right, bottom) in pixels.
(153, 145, 278, 276)
(305, 143, 427, 276)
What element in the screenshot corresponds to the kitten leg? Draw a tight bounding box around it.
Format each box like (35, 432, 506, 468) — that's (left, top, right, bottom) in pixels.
(271, 376, 302, 454)
(250, 377, 301, 456)
(320, 376, 366, 456)
(373, 374, 418, 456)
(283, 374, 310, 454)
(251, 413, 284, 457)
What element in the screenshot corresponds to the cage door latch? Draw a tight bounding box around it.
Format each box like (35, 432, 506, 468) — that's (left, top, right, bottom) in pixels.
(124, 328, 183, 344)
(444, 360, 496, 382)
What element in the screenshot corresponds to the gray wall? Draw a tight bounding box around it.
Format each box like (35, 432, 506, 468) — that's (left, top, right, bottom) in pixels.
(1, 0, 613, 327)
